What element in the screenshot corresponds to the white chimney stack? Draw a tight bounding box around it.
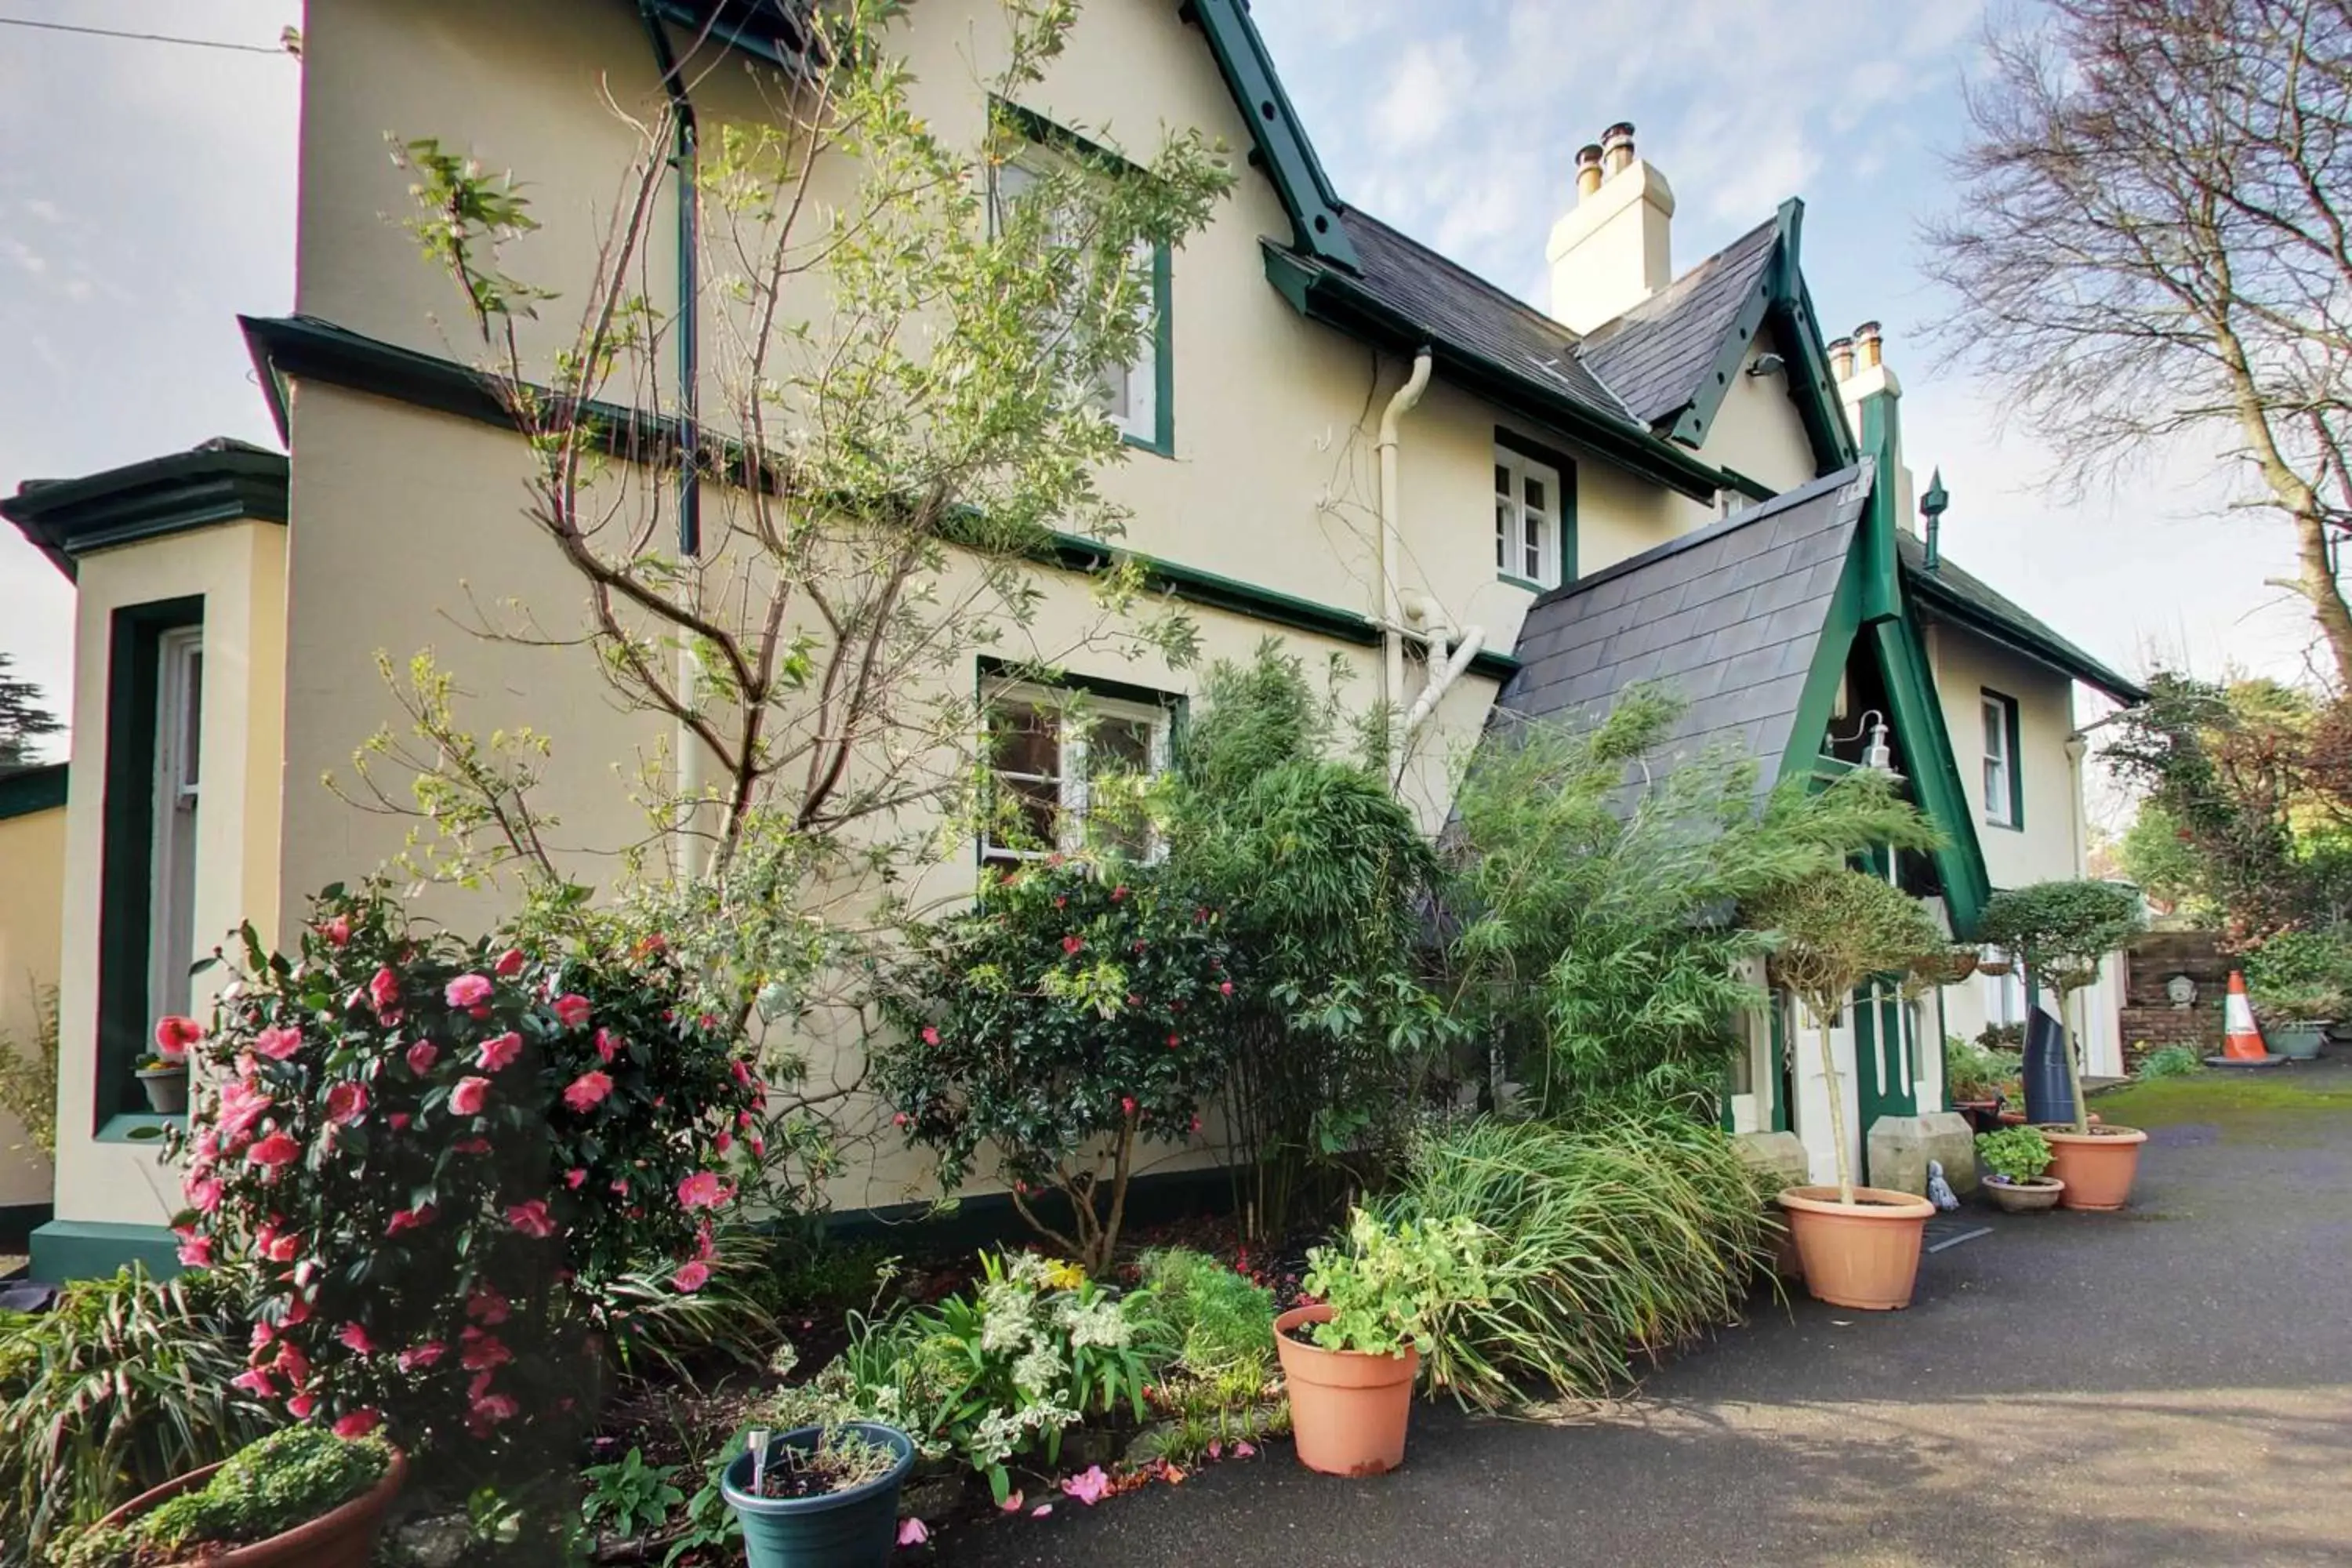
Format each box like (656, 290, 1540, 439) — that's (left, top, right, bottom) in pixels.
(1547, 121, 1675, 335)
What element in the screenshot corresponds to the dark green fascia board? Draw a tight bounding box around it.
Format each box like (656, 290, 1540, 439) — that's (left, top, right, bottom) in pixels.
(28, 1219, 183, 1285)
(1264, 243, 1734, 503)
(1904, 570, 2148, 705)
(1, 446, 287, 583)
(1779, 546, 1868, 796)
(0, 761, 67, 819)
(1715, 465, 1778, 504)
(1183, 0, 1359, 270)
(643, 0, 818, 74)
(1765, 200, 1857, 474)
(1854, 401, 1904, 622)
(1667, 270, 1776, 452)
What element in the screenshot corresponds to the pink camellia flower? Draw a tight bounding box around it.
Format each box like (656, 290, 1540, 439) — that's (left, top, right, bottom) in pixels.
(676, 1170, 733, 1210)
(397, 1341, 445, 1374)
(492, 947, 527, 978)
(562, 1070, 612, 1113)
(714, 1131, 734, 1154)
(999, 1491, 1025, 1514)
(443, 974, 492, 1009)
(750, 1134, 768, 1158)
(253, 1025, 303, 1061)
(319, 914, 353, 947)
(921, 1026, 941, 1047)
(593, 1028, 619, 1064)
(369, 967, 402, 1013)
(1232, 1441, 1256, 1458)
(465, 1285, 510, 1325)
(892, 1112, 909, 1129)
(564, 1167, 587, 1189)
(469, 1392, 520, 1429)
(459, 1327, 513, 1370)
(216, 1081, 273, 1147)
(337, 1322, 378, 1355)
(183, 1174, 224, 1214)
(405, 1040, 438, 1076)
(249, 1321, 275, 1352)
(332, 1409, 383, 1439)
(729, 1059, 755, 1091)
(274, 1341, 310, 1382)
(898, 1519, 930, 1548)
(247, 1131, 301, 1170)
(1062, 935, 1083, 956)
(449, 1076, 491, 1116)
(385, 1204, 436, 1238)
(176, 1234, 213, 1269)
(387, 1112, 410, 1131)
(672, 1260, 710, 1293)
(325, 1081, 368, 1126)
(1121, 1096, 1137, 1119)
(229, 1367, 276, 1399)
(451, 1137, 491, 1156)
(1059, 1465, 1112, 1506)
(153, 1014, 204, 1057)
(262, 1229, 302, 1264)
(475, 1033, 522, 1073)
(1219, 981, 1234, 996)
(610, 1177, 630, 1197)
(288, 1393, 317, 1420)
(505, 1200, 556, 1239)
(281, 1298, 311, 1327)
(554, 993, 591, 1029)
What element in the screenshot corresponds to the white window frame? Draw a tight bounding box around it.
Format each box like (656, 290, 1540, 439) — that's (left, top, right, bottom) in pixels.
(147, 626, 203, 1028)
(988, 152, 1161, 449)
(1982, 691, 2018, 828)
(1982, 966, 2026, 1029)
(981, 681, 1174, 866)
(1494, 445, 1564, 589)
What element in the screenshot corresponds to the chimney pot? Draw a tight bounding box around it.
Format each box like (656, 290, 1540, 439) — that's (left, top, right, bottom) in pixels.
(1575, 143, 1605, 199)
(1828, 336, 1855, 381)
(1601, 122, 1636, 176)
(1854, 320, 1883, 369)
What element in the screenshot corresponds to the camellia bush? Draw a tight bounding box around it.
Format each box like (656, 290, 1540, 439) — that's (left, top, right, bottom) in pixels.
(166, 882, 767, 1463)
(873, 857, 1237, 1271)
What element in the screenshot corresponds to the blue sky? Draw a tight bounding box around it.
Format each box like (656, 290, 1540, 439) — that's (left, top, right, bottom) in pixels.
(0, 1, 2325, 772)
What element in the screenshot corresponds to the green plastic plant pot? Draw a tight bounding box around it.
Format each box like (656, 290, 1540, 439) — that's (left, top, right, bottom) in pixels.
(2269, 1022, 2326, 1059)
(721, 1422, 914, 1568)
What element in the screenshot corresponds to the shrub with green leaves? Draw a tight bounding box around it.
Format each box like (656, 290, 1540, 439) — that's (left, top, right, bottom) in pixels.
(0, 1266, 273, 1555)
(1945, 1034, 2020, 1101)
(1298, 1210, 1492, 1359)
(1978, 880, 2147, 1133)
(1127, 1248, 1276, 1382)
(2239, 927, 2352, 1022)
(1381, 1112, 1777, 1409)
(1975, 1125, 2055, 1185)
(2136, 1044, 2205, 1080)
(55, 1425, 391, 1568)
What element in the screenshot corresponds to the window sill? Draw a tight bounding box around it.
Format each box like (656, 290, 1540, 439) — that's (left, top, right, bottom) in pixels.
(1496, 573, 1552, 593)
(96, 1112, 183, 1145)
(1983, 818, 2024, 833)
(1120, 430, 1174, 459)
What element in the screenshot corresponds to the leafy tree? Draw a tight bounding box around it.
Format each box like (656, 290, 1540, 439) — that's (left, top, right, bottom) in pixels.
(1976, 879, 2147, 1134)
(1439, 688, 1939, 1118)
(0, 652, 61, 771)
(1927, 0, 2352, 684)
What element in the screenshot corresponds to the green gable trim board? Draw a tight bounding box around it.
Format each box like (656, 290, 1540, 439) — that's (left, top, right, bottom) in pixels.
(0, 760, 67, 820)
(29, 1219, 183, 1285)
(1182, 0, 1360, 270)
(0, 438, 287, 582)
(1899, 534, 2145, 703)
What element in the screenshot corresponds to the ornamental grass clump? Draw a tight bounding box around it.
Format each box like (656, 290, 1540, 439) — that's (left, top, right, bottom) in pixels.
(1381, 1112, 1777, 1410)
(1976, 880, 2147, 1134)
(164, 883, 768, 1465)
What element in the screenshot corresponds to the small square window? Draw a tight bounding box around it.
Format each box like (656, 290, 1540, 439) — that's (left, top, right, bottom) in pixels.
(981, 681, 1174, 867)
(1494, 441, 1569, 589)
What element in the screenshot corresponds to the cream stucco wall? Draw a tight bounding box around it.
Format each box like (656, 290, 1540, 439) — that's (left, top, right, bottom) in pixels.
(0, 800, 64, 1210)
(49, 523, 288, 1229)
(1697, 329, 1827, 496)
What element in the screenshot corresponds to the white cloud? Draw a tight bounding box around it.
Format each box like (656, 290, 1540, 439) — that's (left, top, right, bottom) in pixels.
(1373, 36, 1472, 152)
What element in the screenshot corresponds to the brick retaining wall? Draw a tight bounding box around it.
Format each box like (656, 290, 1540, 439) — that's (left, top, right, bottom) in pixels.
(2118, 930, 2227, 1069)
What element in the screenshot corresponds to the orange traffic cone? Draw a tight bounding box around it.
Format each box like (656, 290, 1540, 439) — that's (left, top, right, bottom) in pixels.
(2222, 971, 2269, 1061)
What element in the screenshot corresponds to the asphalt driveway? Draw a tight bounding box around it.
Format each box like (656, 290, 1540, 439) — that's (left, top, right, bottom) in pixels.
(938, 1058, 2352, 1567)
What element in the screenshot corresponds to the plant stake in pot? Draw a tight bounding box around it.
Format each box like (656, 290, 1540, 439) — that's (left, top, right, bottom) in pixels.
(1755, 866, 1944, 1311)
(721, 1422, 914, 1568)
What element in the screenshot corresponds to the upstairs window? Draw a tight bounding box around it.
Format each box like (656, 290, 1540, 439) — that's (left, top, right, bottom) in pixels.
(1982, 690, 2022, 829)
(988, 134, 1171, 454)
(1494, 434, 1572, 590)
(982, 679, 1174, 868)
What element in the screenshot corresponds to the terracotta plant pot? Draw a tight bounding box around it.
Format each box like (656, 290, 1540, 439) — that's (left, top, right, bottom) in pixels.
(1776, 1185, 1936, 1311)
(93, 1450, 406, 1568)
(1981, 1174, 2066, 1214)
(2039, 1124, 2149, 1210)
(1274, 1303, 1417, 1476)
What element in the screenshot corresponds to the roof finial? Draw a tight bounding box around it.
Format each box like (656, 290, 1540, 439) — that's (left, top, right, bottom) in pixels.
(1920, 466, 1949, 572)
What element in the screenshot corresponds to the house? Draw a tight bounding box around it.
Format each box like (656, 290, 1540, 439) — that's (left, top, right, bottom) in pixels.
(0, 0, 2141, 1280)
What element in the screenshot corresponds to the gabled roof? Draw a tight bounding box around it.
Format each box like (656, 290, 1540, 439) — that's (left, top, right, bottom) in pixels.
(1897, 534, 2146, 703)
(1501, 463, 1871, 783)
(1580, 217, 1780, 425)
(2, 437, 288, 581)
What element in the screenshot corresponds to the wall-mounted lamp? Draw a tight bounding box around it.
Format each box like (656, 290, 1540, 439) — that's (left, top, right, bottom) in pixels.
(1828, 709, 1901, 777)
(1746, 353, 1788, 379)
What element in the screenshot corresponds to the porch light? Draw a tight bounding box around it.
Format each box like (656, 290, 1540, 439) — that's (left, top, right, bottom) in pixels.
(1862, 715, 1896, 774)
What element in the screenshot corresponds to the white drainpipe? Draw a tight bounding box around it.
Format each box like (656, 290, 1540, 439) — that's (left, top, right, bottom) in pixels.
(1403, 622, 1487, 740)
(1377, 350, 1435, 770)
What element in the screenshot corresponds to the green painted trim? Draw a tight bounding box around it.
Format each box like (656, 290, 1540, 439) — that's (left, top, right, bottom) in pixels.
(1494, 426, 1579, 586)
(977, 654, 1186, 723)
(1263, 244, 1736, 503)
(0, 761, 67, 819)
(1495, 573, 1545, 593)
(95, 1112, 183, 1145)
(96, 597, 204, 1131)
(1983, 687, 2024, 830)
(1715, 465, 1779, 504)
(1765, 200, 1859, 474)
(2, 443, 287, 583)
(1668, 276, 1775, 450)
(28, 1219, 182, 1285)
(1119, 237, 1177, 458)
(1854, 397, 1904, 622)
(1873, 614, 1992, 935)
(1466, 648, 1519, 683)
(1908, 570, 2147, 703)
(1768, 993, 1790, 1133)
(1778, 547, 1867, 791)
(1183, 0, 1359, 270)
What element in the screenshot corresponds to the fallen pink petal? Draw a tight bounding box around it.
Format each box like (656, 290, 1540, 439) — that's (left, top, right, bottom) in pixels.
(998, 1490, 1023, 1514)
(1031, 1503, 1053, 1518)
(1233, 1441, 1256, 1458)
(896, 1518, 929, 1548)
(1059, 1465, 1112, 1505)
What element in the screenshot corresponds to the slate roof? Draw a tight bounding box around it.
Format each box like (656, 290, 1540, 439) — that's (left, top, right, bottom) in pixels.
(1336, 211, 1633, 424)
(1499, 461, 1875, 782)
(1897, 533, 2146, 702)
(1578, 217, 1780, 425)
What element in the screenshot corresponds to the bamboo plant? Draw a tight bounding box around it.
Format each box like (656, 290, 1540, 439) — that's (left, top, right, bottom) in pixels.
(1751, 868, 1946, 1204)
(1976, 880, 2146, 1134)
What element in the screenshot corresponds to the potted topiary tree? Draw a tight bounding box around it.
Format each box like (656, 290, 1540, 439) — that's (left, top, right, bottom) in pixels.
(59, 1425, 405, 1568)
(1751, 867, 1946, 1311)
(1976, 880, 2148, 1210)
(1274, 1208, 1490, 1477)
(1975, 1125, 2063, 1212)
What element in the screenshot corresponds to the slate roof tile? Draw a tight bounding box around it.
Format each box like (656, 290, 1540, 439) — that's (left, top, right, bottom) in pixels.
(1577, 217, 1780, 424)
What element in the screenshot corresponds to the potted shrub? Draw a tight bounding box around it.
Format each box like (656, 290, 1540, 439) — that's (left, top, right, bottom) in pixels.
(2240, 928, 2349, 1059)
(719, 1422, 915, 1568)
(1978, 880, 2149, 1210)
(138, 1016, 199, 1116)
(1751, 867, 1944, 1311)
(58, 1425, 404, 1568)
(1944, 1034, 2009, 1133)
(1975, 1125, 2063, 1213)
(1274, 1208, 1490, 1477)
